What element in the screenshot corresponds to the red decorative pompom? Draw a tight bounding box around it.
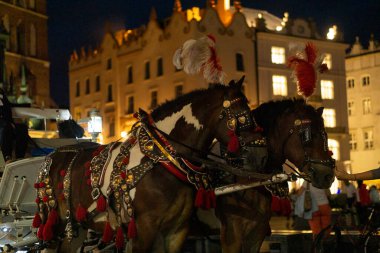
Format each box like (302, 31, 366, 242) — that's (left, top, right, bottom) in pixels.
(35, 198, 40, 204)
(75, 204, 87, 222)
(84, 161, 91, 169)
(115, 227, 125, 250)
(96, 195, 107, 212)
(58, 182, 64, 190)
(34, 183, 40, 189)
(37, 223, 44, 240)
(120, 171, 127, 179)
(42, 196, 49, 202)
(32, 212, 42, 228)
(39, 182, 46, 188)
(122, 156, 130, 165)
(59, 169, 66, 177)
(47, 209, 59, 225)
(102, 222, 113, 243)
(127, 218, 137, 239)
(227, 130, 240, 153)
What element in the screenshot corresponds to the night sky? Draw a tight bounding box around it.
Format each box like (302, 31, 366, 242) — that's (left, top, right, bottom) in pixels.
(47, 0, 380, 108)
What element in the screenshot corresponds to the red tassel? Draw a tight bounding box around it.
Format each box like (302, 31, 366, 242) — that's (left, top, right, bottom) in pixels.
(209, 190, 216, 208)
(227, 130, 240, 153)
(32, 213, 42, 228)
(85, 169, 91, 177)
(115, 227, 125, 249)
(47, 209, 59, 225)
(58, 182, 64, 189)
(127, 218, 137, 239)
(59, 169, 66, 177)
(102, 222, 113, 243)
(195, 188, 205, 208)
(84, 161, 91, 169)
(37, 223, 44, 240)
(75, 204, 87, 222)
(96, 195, 107, 212)
(43, 221, 54, 241)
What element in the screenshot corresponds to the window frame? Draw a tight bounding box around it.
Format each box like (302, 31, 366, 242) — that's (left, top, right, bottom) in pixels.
(271, 46, 286, 64)
(272, 75, 288, 96)
(321, 80, 334, 99)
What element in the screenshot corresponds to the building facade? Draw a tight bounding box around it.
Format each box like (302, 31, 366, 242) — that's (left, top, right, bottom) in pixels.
(346, 35, 380, 174)
(69, 0, 349, 172)
(0, 0, 50, 106)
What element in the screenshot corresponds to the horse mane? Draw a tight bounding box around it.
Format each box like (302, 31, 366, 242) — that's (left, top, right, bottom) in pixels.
(253, 98, 318, 133)
(151, 84, 229, 119)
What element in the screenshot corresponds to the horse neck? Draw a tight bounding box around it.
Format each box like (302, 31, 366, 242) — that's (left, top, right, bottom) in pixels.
(153, 99, 219, 155)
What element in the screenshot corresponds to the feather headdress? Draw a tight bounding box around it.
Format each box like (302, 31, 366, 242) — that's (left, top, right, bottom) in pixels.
(287, 42, 328, 97)
(172, 35, 226, 84)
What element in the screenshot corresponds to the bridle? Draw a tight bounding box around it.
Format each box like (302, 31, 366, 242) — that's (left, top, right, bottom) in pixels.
(282, 118, 335, 181)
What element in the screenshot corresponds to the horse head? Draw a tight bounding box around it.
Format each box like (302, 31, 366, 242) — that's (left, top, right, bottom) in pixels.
(253, 99, 335, 189)
(151, 76, 267, 173)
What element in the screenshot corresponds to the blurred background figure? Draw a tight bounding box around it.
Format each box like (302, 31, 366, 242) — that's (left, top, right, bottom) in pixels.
(369, 185, 380, 204)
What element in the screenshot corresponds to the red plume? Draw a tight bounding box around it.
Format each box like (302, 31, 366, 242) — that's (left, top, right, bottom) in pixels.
(287, 42, 328, 98)
(32, 213, 42, 228)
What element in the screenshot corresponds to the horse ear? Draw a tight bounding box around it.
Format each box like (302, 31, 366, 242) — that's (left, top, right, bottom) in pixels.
(228, 80, 235, 86)
(316, 107, 324, 116)
(235, 75, 245, 88)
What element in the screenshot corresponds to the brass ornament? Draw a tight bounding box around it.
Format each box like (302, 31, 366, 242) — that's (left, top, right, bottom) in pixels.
(238, 116, 246, 124)
(45, 188, 53, 196)
(48, 199, 56, 208)
(227, 118, 237, 130)
(294, 119, 302, 126)
(144, 140, 154, 151)
(223, 100, 231, 108)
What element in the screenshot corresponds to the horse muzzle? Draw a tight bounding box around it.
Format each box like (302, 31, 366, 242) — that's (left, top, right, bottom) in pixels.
(308, 163, 335, 189)
(242, 145, 268, 172)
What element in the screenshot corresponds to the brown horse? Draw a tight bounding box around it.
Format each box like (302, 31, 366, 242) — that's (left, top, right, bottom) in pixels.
(33, 78, 268, 253)
(213, 98, 335, 253)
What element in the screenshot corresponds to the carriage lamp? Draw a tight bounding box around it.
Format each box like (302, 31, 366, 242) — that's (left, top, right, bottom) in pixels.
(88, 109, 103, 142)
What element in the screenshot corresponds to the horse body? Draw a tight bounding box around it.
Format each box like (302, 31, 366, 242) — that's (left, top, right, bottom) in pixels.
(34, 79, 267, 253)
(215, 99, 335, 253)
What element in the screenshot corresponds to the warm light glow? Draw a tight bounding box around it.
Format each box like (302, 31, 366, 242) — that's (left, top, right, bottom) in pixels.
(224, 0, 230, 10)
(323, 53, 332, 69)
(327, 25, 337, 40)
(321, 80, 334, 99)
(98, 133, 104, 144)
(121, 131, 127, 138)
(271, 46, 285, 64)
(258, 13, 263, 19)
(276, 26, 283, 31)
(328, 139, 339, 161)
(186, 7, 201, 21)
(272, 75, 287, 96)
(322, 109, 336, 128)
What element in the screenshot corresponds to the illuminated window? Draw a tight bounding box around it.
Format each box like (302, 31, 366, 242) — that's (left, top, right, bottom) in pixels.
(347, 101, 354, 116)
(271, 47, 285, 64)
(157, 57, 163, 77)
(349, 132, 357, 151)
(321, 80, 334, 99)
(145, 61, 150, 80)
(74, 107, 82, 120)
(127, 65, 133, 84)
(363, 129, 374, 150)
(272, 75, 287, 96)
(106, 58, 112, 70)
(323, 53, 332, 70)
(362, 75, 370, 86)
(126, 96, 134, 114)
(75, 81, 80, 97)
(236, 53, 244, 71)
(363, 98, 371, 114)
(322, 109, 336, 128)
(175, 85, 183, 98)
(328, 139, 339, 160)
(150, 90, 158, 109)
(85, 78, 90, 94)
(347, 78, 355, 88)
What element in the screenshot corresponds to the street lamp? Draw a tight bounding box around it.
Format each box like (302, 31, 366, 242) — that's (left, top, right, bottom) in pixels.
(87, 109, 102, 142)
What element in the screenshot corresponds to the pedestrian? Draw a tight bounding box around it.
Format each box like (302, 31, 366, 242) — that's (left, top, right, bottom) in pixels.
(297, 181, 332, 239)
(0, 88, 28, 162)
(341, 180, 357, 209)
(356, 180, 371, 226)
(369, 185, 380, 204)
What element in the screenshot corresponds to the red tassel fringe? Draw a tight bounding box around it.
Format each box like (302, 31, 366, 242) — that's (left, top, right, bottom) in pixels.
(227, 130, 240, 153)
(32, 212, 42, 228)
(127, 218, 137, 239)
(75, 204, 87, 222)
(47, 209, 59, 225)
(115, 227, 125, 250)
(102, 222, 113, 243)
(37, 223, 44, 240)
(96, 195, 107, 212)
(195, 188, 216, 210)
(43, 221, 54, 241)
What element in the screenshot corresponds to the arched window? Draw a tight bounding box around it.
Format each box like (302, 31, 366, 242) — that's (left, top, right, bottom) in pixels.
(30, 24, 36, 56)
(236, 53, 244, 71)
